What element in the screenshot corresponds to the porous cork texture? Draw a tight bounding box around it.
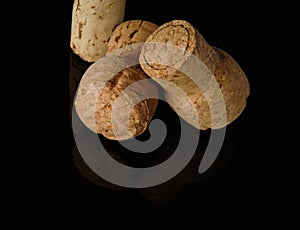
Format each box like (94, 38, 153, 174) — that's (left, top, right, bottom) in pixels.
(70, 0, 126, 62)
(75, 20, 159, 140)
(108, 20, 159, 52)
(140, 20, 250, 130)
(94, 68, 158, 140)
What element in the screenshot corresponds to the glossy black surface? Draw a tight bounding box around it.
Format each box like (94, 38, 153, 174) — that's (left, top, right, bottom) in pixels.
(69, 50, 238, 203)
(5, 2, 297, 210)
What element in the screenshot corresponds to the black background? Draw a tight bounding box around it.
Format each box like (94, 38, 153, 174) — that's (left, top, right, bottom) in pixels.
(3, 2, 298, 213)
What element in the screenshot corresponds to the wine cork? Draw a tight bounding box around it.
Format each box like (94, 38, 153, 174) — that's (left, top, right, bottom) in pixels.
(70, 0, 126, 62)
(75, 20, 159, 140)
(140, 20, 250, 130)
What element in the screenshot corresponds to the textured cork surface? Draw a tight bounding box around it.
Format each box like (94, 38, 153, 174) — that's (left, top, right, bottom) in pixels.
(75, 20, 159, 140)
(140, 20, 220, 93)
(108, 20, 159, 52)
(213, 47, 250, 124)
(70, 0, 126, 62)
(140, 20, 250, 130)
(94, 68, 158, 140)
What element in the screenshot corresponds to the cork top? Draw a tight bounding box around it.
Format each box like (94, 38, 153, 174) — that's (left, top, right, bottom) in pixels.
(140, 20, 198, 73)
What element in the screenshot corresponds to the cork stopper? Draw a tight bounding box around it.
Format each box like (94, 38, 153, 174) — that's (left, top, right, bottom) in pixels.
(70, 0, 126, 62)
(140, 20, 250, 130)
(75, 20, 159, 140)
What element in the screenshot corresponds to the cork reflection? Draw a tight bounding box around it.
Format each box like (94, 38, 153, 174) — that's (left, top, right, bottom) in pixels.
(69, 50, 237, 205)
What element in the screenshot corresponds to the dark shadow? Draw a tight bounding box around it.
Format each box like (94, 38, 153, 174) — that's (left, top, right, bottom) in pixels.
(69, 50, 237, 205)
